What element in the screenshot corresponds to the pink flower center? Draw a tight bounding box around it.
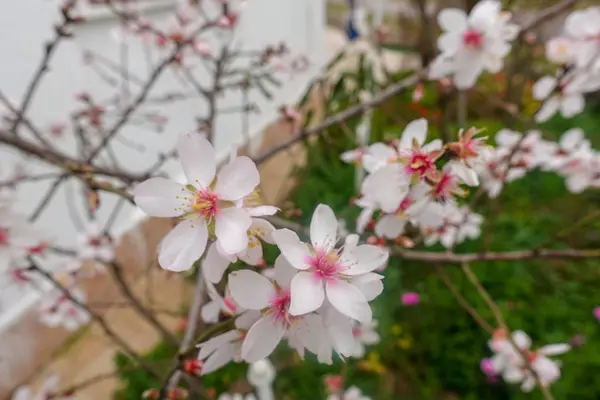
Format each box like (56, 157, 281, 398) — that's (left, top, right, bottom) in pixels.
(433, 173, 455, 200)
(463, 29, 483, 49)
(352, 327, 361, 337)
(223, 296, 237, 314)
(193, 189, 219, 217)
(407, 152, 434, 177)
(307, 250, 343, 281)
(0, 228, 8, 246)
(88, 237, 102, 247)
(267, 289, 296, 326)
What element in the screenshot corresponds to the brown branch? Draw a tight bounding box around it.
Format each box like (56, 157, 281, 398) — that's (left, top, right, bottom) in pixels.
(460, 263, 555, 400)
(106, 261, 180, 346)
(435, 265, 494, 334)
(28, 258, 161, 380)
(0, 131, 144, 182)
(10, 15, 72, 135)
(265, 216, 600, 264)
(252, 72, 423, 165)
(519, 0, 579, 33)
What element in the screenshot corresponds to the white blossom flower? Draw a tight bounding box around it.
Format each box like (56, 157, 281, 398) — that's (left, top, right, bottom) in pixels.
(228, 256, 324, 362)
(202, 218, 275, 283)
(39, 283, 91, 331)
(533, 75, 585, 123)
(197, 311, 260, 375)
(350, 319, 380, 358)
(564, 7, 600, 70)
(76, 221, 113, 261)
(272, 204, 388, 322)
(489, 330, 570, 392)
(430, 0, 518, 89)
(200, 280, 242, 324)
(362, 119, 440, 214)
(134, 133, 273, 271)
(0, 208, 43, 268)
(327, 386, 372, 400)
(545, 36, 575, 65)
(423, 203, 482, 248)
(12, 376, 66, 400)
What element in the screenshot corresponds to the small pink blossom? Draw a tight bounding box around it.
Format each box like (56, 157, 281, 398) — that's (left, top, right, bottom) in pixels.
(593, 307, 600, 321)
(480, 358, 497, 376)
(401, 292, 420, 306)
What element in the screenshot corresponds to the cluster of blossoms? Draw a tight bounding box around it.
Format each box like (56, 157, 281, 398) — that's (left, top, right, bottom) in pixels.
(343, 116, 600, 251)
(477, 127, 600, 197)
(429, 0, 519, 89)
(481, 329, 570, 392)
(342, 118, 485, 249)
(133, 133, 388, 375)
(534, 6, 600, 122)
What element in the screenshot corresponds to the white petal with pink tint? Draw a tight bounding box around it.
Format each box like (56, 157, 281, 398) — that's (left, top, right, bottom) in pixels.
(158, 220, 208, 271)
(133, 177, 189, 217)
(177, 132, 216, 188)
(310, 204, 338, 251)
(289, 271, 325, 316)
(272, 229, 311, 270)
(229, 270, 274, 310)
(326, 281, 372, 323)
(241, 316, 286, 362)
(215, 207, 252, 255)
(214, 156, 260, 201)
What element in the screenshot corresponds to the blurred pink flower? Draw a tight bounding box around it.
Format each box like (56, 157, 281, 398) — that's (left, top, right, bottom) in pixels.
(401, 292, 420, 306)
(593, 307, 600, 321)
(480, 358, 497, 377)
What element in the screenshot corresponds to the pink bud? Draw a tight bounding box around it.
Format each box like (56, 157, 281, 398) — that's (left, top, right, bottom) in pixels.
(324, 375, 343, 394)
(412, 82, 424, 102)
(480, 358, 497, 377)
(593, 307, 600, 321)
(401, 292, 420, 306)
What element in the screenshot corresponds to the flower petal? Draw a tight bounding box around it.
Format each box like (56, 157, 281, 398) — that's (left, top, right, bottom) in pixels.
(272, 229, 311, 270)
(399, 118, 428, 149)
(250, 218, 276, 244)
(247, 205, 279, 217)
(177, 132, 216, 188)
(538, 343, 570, 356)
(326, 281, 372, 323)
(215, 207, 252, 255)
(341, 244, 388, 275)
(228, 270, 274, 310)
(201, 343, 237, 375)
(273, 254, 297, 288)
(158, 220, 208, 272)
(202, 242, 231, 283)
(310, 204, 338, 251)
(532, 76, 557, 100)
(438, 8, 467, 32)
(289, 271, 325, 315)
(241, 316, 286, 362)
(351, 273, 384, 301)
(133, 178, 189, 217)
(214, 156, 260, 201)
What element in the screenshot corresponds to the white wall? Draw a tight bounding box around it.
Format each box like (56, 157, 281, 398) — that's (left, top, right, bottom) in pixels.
(0, 0, 326, 330)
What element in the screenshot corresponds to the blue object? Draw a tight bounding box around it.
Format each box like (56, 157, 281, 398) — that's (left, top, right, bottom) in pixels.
(345, 0, 360, 41)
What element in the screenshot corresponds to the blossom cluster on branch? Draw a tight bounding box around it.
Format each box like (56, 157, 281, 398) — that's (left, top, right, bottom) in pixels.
(3, 0, 600, 399)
